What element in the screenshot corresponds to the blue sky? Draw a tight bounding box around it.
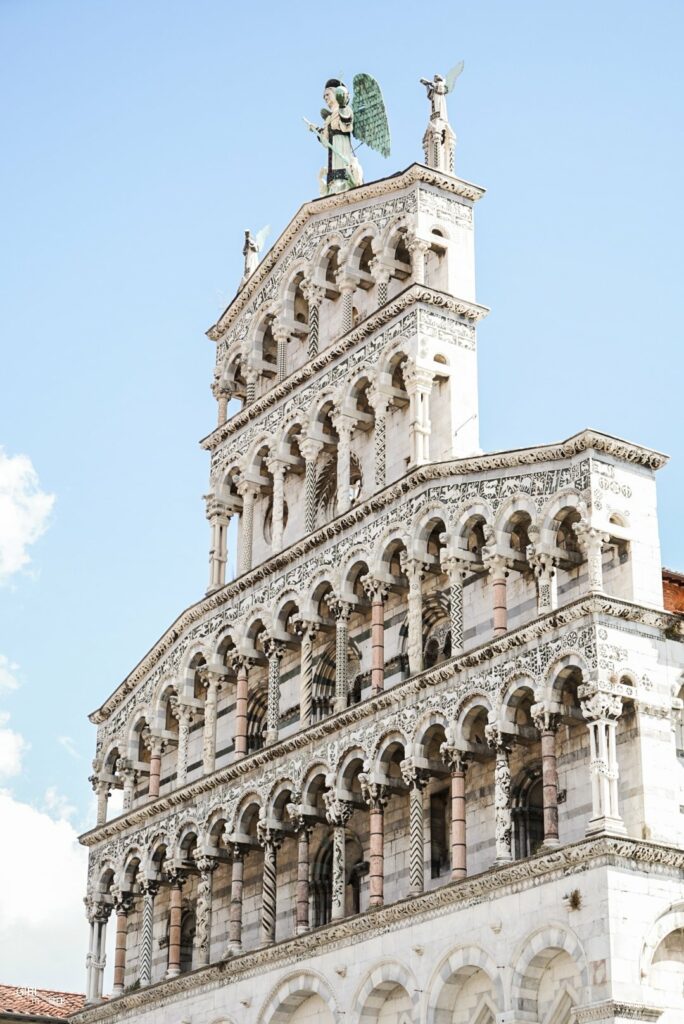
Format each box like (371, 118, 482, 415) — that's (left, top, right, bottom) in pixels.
(0, 0, 683, 987)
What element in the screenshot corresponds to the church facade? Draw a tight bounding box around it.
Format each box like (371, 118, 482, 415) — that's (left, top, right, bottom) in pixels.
(75, 88, 684, 1024)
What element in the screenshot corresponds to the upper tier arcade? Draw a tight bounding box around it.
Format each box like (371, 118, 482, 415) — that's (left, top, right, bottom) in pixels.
(201, 166, 487, 591)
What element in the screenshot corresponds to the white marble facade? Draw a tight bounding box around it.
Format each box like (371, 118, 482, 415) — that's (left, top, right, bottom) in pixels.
(76, 156, 684, 1024)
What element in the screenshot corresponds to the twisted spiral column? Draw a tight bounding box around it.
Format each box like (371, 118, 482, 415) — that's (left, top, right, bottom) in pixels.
(138, 879, 158, 987)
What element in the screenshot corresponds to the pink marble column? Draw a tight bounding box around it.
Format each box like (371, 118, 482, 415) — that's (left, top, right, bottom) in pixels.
(485, 554, 509, 637)
(442, 745, 469, 879)
(360, 775, 389, 908)
(165, 873, 184, 979)
(111, 894, 132, 996)
(532, 703, 561, 847)
(363, 576, 388, 696)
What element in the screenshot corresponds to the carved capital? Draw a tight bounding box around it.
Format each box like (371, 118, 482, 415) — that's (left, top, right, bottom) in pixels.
(531, 701, 561, 733)
(327, 593, 353, 623)
(256, 817, 284, 850)
(482, 551, 510, 579)
(299, 437, 324, 463)
(194, 854, 218, 877)
(361, 573, 389, 602)
(359, 772, 390, 809)
(300, 279, 325, 307)
(323, 790, 353, 828)
(484, 722, 512, 753)
(400, 756, 431, 790)
(440, 743, 470, 774)
(580, 690, 623, 722)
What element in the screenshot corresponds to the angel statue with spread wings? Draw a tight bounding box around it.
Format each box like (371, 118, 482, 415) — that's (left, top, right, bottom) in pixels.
(305, 75, 391, 196)
(420, 61, 464, 175)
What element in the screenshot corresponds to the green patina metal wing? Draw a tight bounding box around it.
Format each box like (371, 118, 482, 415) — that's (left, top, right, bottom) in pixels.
(351, 73, 391, 159)
(445, 60, 465, 94)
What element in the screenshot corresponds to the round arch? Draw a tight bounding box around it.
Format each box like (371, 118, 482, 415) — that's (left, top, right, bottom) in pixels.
(257, 969, 339, 1024)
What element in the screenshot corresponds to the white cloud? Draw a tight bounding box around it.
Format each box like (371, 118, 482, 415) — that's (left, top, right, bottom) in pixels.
(0, 447, 55, 583)
(0, 789, 88, 990)
(43, 785, 77, 821)
(0, 654, 19, 692)
(0, 711, 28, 777)
(58, 735, 82, 760)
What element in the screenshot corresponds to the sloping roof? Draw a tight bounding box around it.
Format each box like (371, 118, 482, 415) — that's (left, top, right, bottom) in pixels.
(0, 985, 85, 1020)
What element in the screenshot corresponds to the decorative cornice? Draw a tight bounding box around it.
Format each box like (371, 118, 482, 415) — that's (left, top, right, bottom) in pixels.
(201, 286, 488, 452)
(573, 1001, 663, 1022)
(71, 836, 681, 1024)
(89, 434, 670, 726)
(206, 164, 486, 341)
(82, 593, 680, 845)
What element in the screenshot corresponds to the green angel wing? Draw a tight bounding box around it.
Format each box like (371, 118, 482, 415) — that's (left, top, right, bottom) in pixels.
(445, 60, 465, 94)
(351, 73, 391, 159)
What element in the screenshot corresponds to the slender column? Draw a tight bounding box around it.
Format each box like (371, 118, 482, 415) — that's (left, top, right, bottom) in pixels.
(441, 554, 469, 653)
(527, 546, 557, 614)
(337, 277, 355, 334)
(200, 670, 225, 775)
(574, 521, 610, 593)
(145, 734, 162, 799)
(90, 776, 111, 827)
(362, 576, 388, 696)
(111, 891, 133, 997)
(441, 745, 470, 878)
(170, 699, 193, 787)
(400, 553, 427, 676)
(273, 323, 289, 383)
(263, 636, 285, 743)
(400, 758, 430, 895)
(408, 236, 431, 285)
(295, 619, 317, 726)
(232, 656, 250, 757)
(267, 458, 287, 553)
(205, 498, 231, 593)
(324, 793, 353, 920)
(328, 595, 352, 713)
(360, 774, 389, 908)
(165, 867, 185, 979)
(483, 553, 509, 637)
(531, 703, 561, 846)
(367, 386, 391, 490)
(237, 481, 259, 575)
(245, 367, 258, 405)
(301, 280, 324, 358)
(84, 899, 110, 1004)
(117, 758, 136, 811)
(226, 843, 246, 955)
(300, 437, 323, 534)
(485, 724, 513, 864)
(216, 389, 229, 425)
(84, 909, 97, 1003)
(403, 363, 434, 465)
(332, 413, 355, 514)
(580, 687, 625, 835)
(287, 803, 313, 934)
(257, 824, 282, 946)
(373, 265, 391, 308)
(138, 878, 159, 987)
(194, 855, 218, 968)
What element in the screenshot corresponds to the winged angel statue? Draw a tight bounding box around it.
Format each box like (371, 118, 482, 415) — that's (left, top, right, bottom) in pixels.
(420, 61, 464, 174)
(305, 75, 390, 196)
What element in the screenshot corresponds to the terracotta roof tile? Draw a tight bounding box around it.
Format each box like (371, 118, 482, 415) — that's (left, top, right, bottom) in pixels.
(0, 985, 85, 1020)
